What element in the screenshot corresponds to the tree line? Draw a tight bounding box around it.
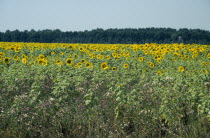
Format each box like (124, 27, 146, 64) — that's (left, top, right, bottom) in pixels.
(0, 28, 210, 44)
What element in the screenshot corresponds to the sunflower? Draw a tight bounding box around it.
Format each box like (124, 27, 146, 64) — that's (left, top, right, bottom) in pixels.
(96, 54, 103, 60)
(144, 51, 149, 55)
(60, 52, 64, 56)
(81, 59, 86, 63)
(10, 47, 15, 51)
(4, 57, 10, 64)
(69, 45, 73, 49)
(185, 55, 190, 59)
(74, 65, 78, 68)
(99, 48, 104, 52)
(22, 58, 27, 64)
(38, 59, 44, 65)
(101, 62, 108, 70)
(66, 58, 72, 65)
(79, 47, 84, 52)
(89, 54, 94, 59)
(112, 67, 117, 71)
(15, 49, 19, 52)
(156, 59, 161, 63)
(156, 71, 162, 75)
(42, 59, 48, 66)
(138, 57, 143, 62)
(77, 62, 82, 67)
(56, 60, 62, 67)
(38, 54, 44, 60)
(112, 52, 117, 58)
(124, 64, 129, 68)
(203, 69, 208, 74)
(117, 54, 121, 58)
(208, 53, 210, 58)
(38, 59, 48, 66)
(105, 55, 110, 60)
(0, 55, 2, 60)
(29, 48, 34, 52)
(85, 62, 92, 68)
(148, 62, 154, 68)
(201, 62, 207, 66)
(51, 51, 55, 55)
(178, 66, 184, 72)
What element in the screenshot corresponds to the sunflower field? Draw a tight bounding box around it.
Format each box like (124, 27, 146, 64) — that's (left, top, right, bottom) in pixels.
(0, 42, 210, 137)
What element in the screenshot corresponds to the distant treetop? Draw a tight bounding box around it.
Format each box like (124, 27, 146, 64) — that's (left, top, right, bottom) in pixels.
(0, 28, 210, 44)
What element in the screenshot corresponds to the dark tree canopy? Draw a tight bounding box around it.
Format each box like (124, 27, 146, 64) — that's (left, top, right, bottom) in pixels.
(0, 28, 210, 44)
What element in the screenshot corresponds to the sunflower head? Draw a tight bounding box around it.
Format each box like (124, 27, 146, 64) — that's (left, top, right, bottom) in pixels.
(112, 67, 117, 71)
(178, 66, 184, 72)
(38, 54, 45, 60)
(203, 69, 208, 74)
(148, 62, 154, 68)
(79, 47, 84, 52)
(60, 52, 64, 56)
(106, 55, 110, 60)
(101, 62, 108, 70)
(4, 57, 10, 64)
(124, 64, 129, 68)
(138, 57, 143, 62)
(38, 59, 48, 66)
(56, 60, 62, 67)
(66, 58, 72, 65)
(156, 71, 162, 75)
(81, 59, 86, 63)
(85, 62, 92, 68)
(22, 58, 27, 64)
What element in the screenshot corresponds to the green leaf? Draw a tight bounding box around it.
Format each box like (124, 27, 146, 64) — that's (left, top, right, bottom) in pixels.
(85, 100, 91, 105)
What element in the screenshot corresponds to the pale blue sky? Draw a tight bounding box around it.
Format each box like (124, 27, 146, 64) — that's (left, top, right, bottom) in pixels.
(0, 0, 210, 32)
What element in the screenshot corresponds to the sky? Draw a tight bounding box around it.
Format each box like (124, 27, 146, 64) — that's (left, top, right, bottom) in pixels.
(0, 0, 210, 32)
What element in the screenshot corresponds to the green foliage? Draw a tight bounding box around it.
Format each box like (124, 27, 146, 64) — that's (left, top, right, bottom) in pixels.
(0, 42, 210, 137)
(1, 28, 210, 44)
(0, 61, 209, 137)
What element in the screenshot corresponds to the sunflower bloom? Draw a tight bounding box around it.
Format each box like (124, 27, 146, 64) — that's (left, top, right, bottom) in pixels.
(4, 57, 10, 64)
(106, 55, 110, 60)
(60, 52, 64, 56)
(56, 60, 62, 67)
(79, 47, 84, 52)
(22, 58, 27, 64)
(148, 62, 154, 68)
(178, 66, 184, 72)
(138, 57, 143, 62)
(124, 64, 129, 68)
(38, 59, 47, 66)
(38, 54, 45, 60)
(85, 62, 92, 68)
(66, 58, 72, 65)
(112, 67, 117, 71)
(208, 53, 210, 58)
(156, 71, 162, 75)
(101, 62, 108, 70)
(81, 59, 86, 63)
